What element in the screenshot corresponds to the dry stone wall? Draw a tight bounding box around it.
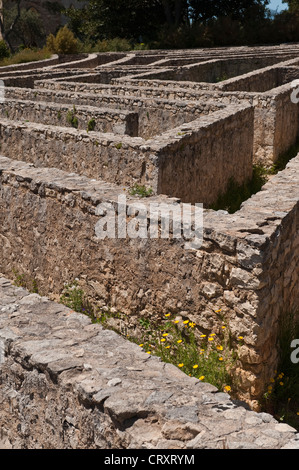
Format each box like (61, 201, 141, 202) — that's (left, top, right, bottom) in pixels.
(0, 45, 299, 448)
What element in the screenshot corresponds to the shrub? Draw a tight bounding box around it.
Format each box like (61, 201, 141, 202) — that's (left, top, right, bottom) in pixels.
(0, 40, 10, 60)
(46, 26, 79, 55)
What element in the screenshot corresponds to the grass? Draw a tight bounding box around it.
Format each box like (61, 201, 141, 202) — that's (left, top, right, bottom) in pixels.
(132, 313, 240, 392)
(211, 140, 299, 214)
(66, 107, 78, 129)
(0, 47, 52, 67)
(269, 139, 299, 174)
(59, 280, 96, 321)
(59, 281, 241, 395)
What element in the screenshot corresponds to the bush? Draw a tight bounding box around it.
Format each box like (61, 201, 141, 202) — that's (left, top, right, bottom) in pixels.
(0, 40, 10, 60)
(46, 26, 79, 55)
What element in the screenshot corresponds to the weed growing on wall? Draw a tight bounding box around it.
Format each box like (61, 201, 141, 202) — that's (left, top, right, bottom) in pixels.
(60, 280, 97, 320)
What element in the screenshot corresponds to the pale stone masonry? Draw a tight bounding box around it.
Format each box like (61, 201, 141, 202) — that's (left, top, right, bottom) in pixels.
(0, 277, 299, 449)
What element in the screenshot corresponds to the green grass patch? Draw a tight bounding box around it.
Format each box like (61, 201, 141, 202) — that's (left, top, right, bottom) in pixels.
(129, 183, 153, 198)
(261, 311, 299, 431)
(66, 107, 78, 129)
(210, 141, 299, 214)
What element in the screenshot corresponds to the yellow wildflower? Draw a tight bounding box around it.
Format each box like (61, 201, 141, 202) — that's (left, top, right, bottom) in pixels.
(224, 385, 231, 392)
(193, 364, 199, 369)
(177, 339, 182, 344)
(183, 320, 189, 324)
(199, 376, 205, 381)
(178, 363, 184, 368)
(217, 345, 223, 351)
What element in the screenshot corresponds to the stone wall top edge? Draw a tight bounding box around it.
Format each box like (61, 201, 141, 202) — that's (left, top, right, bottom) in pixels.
(0, 154, 298, 249)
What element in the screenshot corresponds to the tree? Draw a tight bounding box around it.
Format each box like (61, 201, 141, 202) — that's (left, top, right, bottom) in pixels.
(0, 0, 21, 51)
(12, 8, 45, 48)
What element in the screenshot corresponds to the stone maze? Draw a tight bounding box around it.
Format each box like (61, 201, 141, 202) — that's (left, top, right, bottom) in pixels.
(0, 44, 299, 448)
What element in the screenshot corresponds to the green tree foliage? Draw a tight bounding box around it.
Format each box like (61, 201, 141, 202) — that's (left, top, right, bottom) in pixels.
(46, 26, 79, 54)
(65, 0, 270, 45)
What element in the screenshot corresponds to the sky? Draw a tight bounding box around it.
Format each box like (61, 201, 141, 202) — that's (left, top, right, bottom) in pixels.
(268, 0, 288, 12)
